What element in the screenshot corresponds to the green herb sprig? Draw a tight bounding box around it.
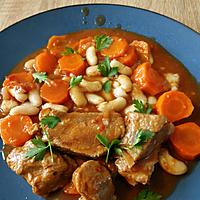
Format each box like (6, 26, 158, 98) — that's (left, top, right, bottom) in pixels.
(134, 189, 162, 200)
(95, 34, 113, 51)
(25, 115, 61, 161)
(96, 134, 122, 163)
(98, 56, 118, 77)
(33, 72, 47, 83)
(102, 80, 111, 93)
(61, 47, 75, 56)
(133, 99, 152, 114)
(133, 129, 154, 147)
(70, 75, 83, 88)
(25, 137, 50, 161)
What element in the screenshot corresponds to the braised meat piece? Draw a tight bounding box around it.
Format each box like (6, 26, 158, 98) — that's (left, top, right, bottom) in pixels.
(45, 112, 125, 157)
(72, 160, 115, 200)
(120, 112, 174, 168)
(115, 148, 159, 186)
(6, 141, 77, 196)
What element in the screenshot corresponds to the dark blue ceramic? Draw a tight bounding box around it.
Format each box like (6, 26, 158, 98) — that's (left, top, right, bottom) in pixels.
(0, 4, 200, 200)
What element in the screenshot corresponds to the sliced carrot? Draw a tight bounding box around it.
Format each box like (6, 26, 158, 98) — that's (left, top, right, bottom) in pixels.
(117, 46, 138, 66)
(78, 36, 95, 56)
(101, 36, 129, 59)
(58, 54, 86, 75)
(156, 91, 194, 122)
(40, 79, 69, 104)
(170, 122, 200, 160)
(64, 181, 79, 195)
(131, 62, 169, 95)
(3, 72, 33, 87)
(35, 51, 57, 74)
(0, 115, 33, 147)
(47, 35, 79, 58)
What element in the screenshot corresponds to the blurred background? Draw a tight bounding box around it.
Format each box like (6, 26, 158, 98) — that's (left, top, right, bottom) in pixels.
(0, 0, 199, 32)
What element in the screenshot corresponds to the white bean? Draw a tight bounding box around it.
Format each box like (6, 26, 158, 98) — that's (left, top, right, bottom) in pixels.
(0, 99, 18, 114)
(28, 89, 42, 107)
(131, 83, 147, 104)
(10, 102, 39, 116)
(97, 97, 127, 112)
(1, 87, 11, 100)
(80, 79, 102, 92)
(24, 59, 35, 72)
(117, 75, 132, 92)
(113, 87, 127, 98)
(70, 86, 87, 107)
(9, 88, 28, 103)
(159, 148, 187, 175)
(148, 96, 157, 105)
(85, 94, 104, 105)
(86, 46, 98, 66)
(86, 65, 101, 77)
(42, 103, 68, 112)
(110, 59, 132, 76)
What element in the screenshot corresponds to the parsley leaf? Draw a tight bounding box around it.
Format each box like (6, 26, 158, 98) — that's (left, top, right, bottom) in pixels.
(95, 34, 113, 51)
(134, 189, 162, 200)
(133, 129, 154, 147)
(40, 115, 61, 129)
(98, 56, 118, 77)
(103, 80, 111, 93)
(133, 99, 152, 114)
(70, 75, 83, 88)
(61, 47, 75, 56)
(33, 72, 47, 83)
(25, 138, 48, 161)
(96, 134, 122, 163)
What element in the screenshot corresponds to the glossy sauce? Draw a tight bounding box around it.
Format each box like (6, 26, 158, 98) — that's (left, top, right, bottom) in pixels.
(7, 28, 200, 200)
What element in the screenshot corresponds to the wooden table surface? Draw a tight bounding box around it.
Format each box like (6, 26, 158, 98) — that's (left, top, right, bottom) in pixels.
(0, 0, 199, 33)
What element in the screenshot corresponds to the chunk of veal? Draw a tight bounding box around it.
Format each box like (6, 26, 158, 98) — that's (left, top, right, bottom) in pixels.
(6, 141, 76, 196)
(72, 160, 115, 200)
(115, 148, 159, 186)
(45, 112, 125, 157)
(119, 112, 174, 168)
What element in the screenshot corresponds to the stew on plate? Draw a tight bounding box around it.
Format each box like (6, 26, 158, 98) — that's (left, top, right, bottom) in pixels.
(1, 28, 200, 200)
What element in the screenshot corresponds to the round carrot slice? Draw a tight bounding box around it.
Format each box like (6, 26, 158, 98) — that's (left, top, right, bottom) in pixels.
(117, 46, 138, 66)
(3, 72, 33, 87)
(0, 115, 33, 147)
(40, 79, 69, 104)
(100, 36, 129, 59)
(35, 51, 57, 74)
(58, 54, 86, 75)
(170, 122, 200, 160)
(156, 91, 194, 122)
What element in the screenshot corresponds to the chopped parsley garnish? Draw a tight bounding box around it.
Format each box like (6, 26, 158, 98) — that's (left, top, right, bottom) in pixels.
(96, 134, 122, 163)
(133, 99, 152, 114)
(133, 129, 154, 147)
(134, 189, 162, 200)
(98, 56, 118, 77)
(103, 80, 111, 93)
(95, 34, 113, 51)
(61, 47, 75, 56)
(70, 75, 83, 88)
(40, 115, 61, 129)
(25, 137, 50, 161)
(33, 72, 47, 83)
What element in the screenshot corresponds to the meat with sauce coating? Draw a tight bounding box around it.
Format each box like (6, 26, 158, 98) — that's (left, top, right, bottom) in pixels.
(72, 160, 115, 200)
(6, 141, 77, 196)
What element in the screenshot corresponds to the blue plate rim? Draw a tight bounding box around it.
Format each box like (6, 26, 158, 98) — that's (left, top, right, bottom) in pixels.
(1, 3, 200, 38)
